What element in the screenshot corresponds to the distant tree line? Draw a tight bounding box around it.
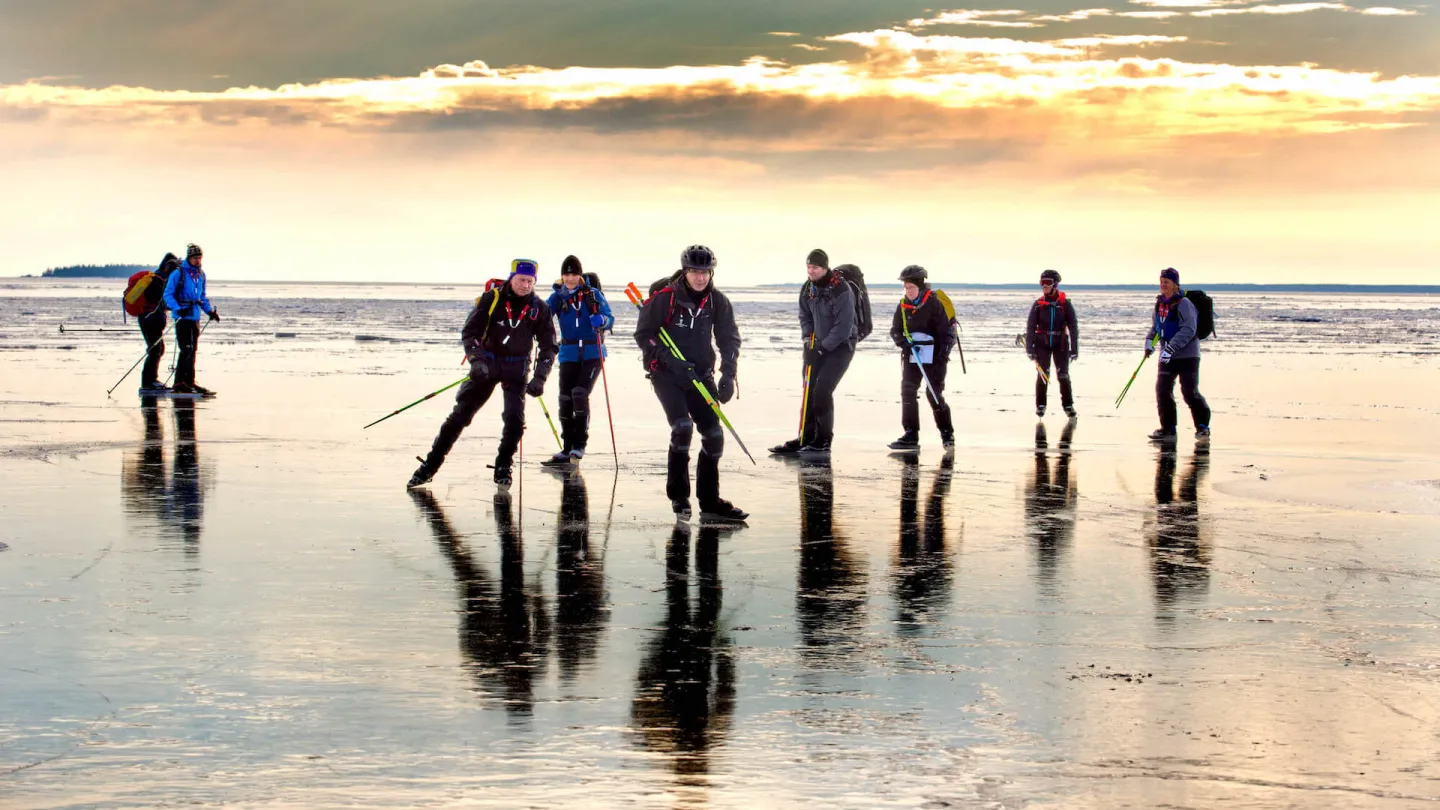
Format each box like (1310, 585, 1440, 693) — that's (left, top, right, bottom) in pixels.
(42, 264, 149, 278)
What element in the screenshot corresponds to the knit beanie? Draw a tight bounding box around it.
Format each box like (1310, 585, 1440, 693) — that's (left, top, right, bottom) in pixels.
(806, 248, 829, 269)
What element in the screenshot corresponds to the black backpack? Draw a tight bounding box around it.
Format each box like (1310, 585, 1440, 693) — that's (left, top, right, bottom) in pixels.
(584, 272, 602, 291)
(1185, 289, 1216, 339)
(805, 263, 872, 341)
(648, 270, 683, 297)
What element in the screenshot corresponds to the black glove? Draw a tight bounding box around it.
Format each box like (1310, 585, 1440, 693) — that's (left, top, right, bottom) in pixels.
(659, 352, 694, 378)
(525, 376, 546, 397)
(1026, 351, 1035, 361)
(803, 345, 825, 366)
(1070, 349, 1079, 362)
(208, 309, 220, 322)
(717, 374, 735, 404)
(468, 353, 495, 382)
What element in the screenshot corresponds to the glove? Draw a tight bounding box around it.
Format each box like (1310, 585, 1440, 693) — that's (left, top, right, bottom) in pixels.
(717, 374, 735, 404)
(1069, 350, 1078, 362)
(468, 352, 495, 382)
(208, 309, 220, 322)
(589, 313, 607, 329)
(659, 352, 694, 378)
(1144, 338, 1155, 357)
(1159, 346, 1172, 363)
(803, 345, 825, 366)
(525, 376, 546, 397)
(1026, 351, 1035, 361)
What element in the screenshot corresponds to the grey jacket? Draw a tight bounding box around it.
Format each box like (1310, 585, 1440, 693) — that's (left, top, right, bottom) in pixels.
(799, 275, 858, 352)
(1146, 295, 1200, 361)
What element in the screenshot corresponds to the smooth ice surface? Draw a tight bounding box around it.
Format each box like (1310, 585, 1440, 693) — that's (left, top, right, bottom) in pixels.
(2, 280, 1438, 809)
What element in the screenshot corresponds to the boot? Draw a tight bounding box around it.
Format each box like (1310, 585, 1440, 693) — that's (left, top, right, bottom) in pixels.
(769, 438, 802, 456)
(888, 431, 920, 451)
(494, 463, 513, 490)
(699, 498, 748, 523)
(1148, 428, 1177, 444)
(940, 432, 955, 449)
(407, 456, 437, 489)
(541, 451, 572, 468)
(671, 498, 692, 521)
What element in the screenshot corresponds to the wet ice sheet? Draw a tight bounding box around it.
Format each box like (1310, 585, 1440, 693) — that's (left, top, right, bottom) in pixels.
(1, 285, 1438, 809)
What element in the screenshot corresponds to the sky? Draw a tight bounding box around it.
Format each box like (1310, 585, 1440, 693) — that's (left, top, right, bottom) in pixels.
(2, 0, 1438, 284)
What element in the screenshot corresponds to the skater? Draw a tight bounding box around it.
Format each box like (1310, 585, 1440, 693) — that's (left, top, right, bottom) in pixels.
(134, 252, 181, 393)
(888, 265, 954, 452)
(408, 259, 557, 490)
(1145, 267, 1212, 444)
(161, 243, 219, 396)
(634, 244, 747, 522)
(543, 255, 614, 467)
(770, 249, 857, 459)
(1025, 269, 1079, 418)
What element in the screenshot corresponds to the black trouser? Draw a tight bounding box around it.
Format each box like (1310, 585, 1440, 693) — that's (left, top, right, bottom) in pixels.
(138, 310, 167, 387)
(653, 375, 723, 504)
(801, 345, 853, 447)
(901, 357, 953, 435)
(557, 358, 602, 452)
(1156, 357, 1211, 430)
(423, 360, 528, 473)
(174, 319, 201, 387)
(1034, 345, 1073, 411)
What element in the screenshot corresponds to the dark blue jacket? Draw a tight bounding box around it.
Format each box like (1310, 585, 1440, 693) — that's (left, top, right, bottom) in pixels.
(546, 282, 614, 363)
(1147, 293, 1200, 360)
(162, 262, 213, 322)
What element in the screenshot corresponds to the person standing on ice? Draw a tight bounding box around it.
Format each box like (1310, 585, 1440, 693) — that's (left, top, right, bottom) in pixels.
(1025, 269, 1079, 418)
(888, 265, 954, 452)
(162, 243, 219, 396)
(407, 259, 557, 491)
(769, 248, 857, 459)
(1145, 267, 1211, 445)
(542, 255, 614, 467)
(634, 245, 747, 523)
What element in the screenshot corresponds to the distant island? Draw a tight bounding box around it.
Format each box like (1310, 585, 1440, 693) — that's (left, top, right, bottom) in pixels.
(42, 264, 150, 279)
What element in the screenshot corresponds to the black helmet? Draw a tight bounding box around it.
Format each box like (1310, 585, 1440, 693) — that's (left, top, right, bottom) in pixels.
(681, 244, 717, 272)
(1041, 269, 1061, 285)
(898, 264, 927, 283)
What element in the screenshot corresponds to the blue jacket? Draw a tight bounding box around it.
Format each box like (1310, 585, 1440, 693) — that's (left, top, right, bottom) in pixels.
(1146, 293, 1200, 361)
(163, 262, 213, 322)
(546, 282, 614, 363)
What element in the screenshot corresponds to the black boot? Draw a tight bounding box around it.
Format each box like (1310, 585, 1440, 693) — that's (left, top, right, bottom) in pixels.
(888, 431, 920, 451)
(769, 438, 802, 455)
(494, 462, 513, 490)
(407, 456, 437, 489)
(671, 498, 692, 521)
(699, 498, 748, 524)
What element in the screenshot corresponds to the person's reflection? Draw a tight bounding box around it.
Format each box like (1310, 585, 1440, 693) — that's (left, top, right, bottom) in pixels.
(893, 454, 955, 634)
(1025, 419, 1077, 599)
(1148, 448, 1212, 623)
(169, 399, 204, 553)
(631, 523, 737, 787)
(410, 489, 548, 723)
(121, 398, 207, 561)
(554, 471, 607, 687)
(795, 458, 866, 667)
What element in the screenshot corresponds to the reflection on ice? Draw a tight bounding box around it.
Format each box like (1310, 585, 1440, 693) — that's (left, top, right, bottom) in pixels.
(1025, 419, 1077, 600)
(893, 454, 955, 633)
(794, 458, 867, 668)
(631, 523, 737, 788)
(1148, 449, 1213, 622)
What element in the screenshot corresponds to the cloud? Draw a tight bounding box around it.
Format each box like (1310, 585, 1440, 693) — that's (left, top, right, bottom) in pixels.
(1193, 2, 1349, 15)
(4, 22, 1440, 190)
(906, 9, 1039, 28)
(1031, 9, 1117, 21)
(1359, 5, 1418, 12)
(768, 31, 801, 37)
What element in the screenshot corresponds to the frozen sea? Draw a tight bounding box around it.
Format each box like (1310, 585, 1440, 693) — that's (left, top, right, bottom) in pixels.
(1, 279, 1438, 808)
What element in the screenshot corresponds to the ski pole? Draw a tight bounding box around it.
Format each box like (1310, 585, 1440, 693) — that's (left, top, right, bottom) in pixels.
(597, 332, 619, 468)
(1115, 340, 1157, 409)
(956, 322, 967, 375)
(1033, 359, 1050, 386)
(908, 345, 941, 405)
(797, 333, 815, 440)
(624, 282, 756, 465)
(535, 392, 563, 449)
(363, 375, 467, 429)
(63, 326, 129, 334)
(107, 322, 175, 396)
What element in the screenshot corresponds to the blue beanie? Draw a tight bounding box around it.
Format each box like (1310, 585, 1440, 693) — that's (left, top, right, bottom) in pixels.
(510, 258, 538, 279)
(1160, 267, 1180, 284)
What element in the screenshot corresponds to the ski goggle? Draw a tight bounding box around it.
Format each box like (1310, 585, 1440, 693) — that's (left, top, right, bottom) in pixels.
(510, 259, 538, 277)
(1040, 279, 1055, 287)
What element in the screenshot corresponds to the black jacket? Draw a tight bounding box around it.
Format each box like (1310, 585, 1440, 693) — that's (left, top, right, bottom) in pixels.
(1025, 291, 1079, 354)
(799, 272, 858, 352)
(462, 283, 558, 367)
(889, 286, 953, 359)
(634, 279, 741, 381)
